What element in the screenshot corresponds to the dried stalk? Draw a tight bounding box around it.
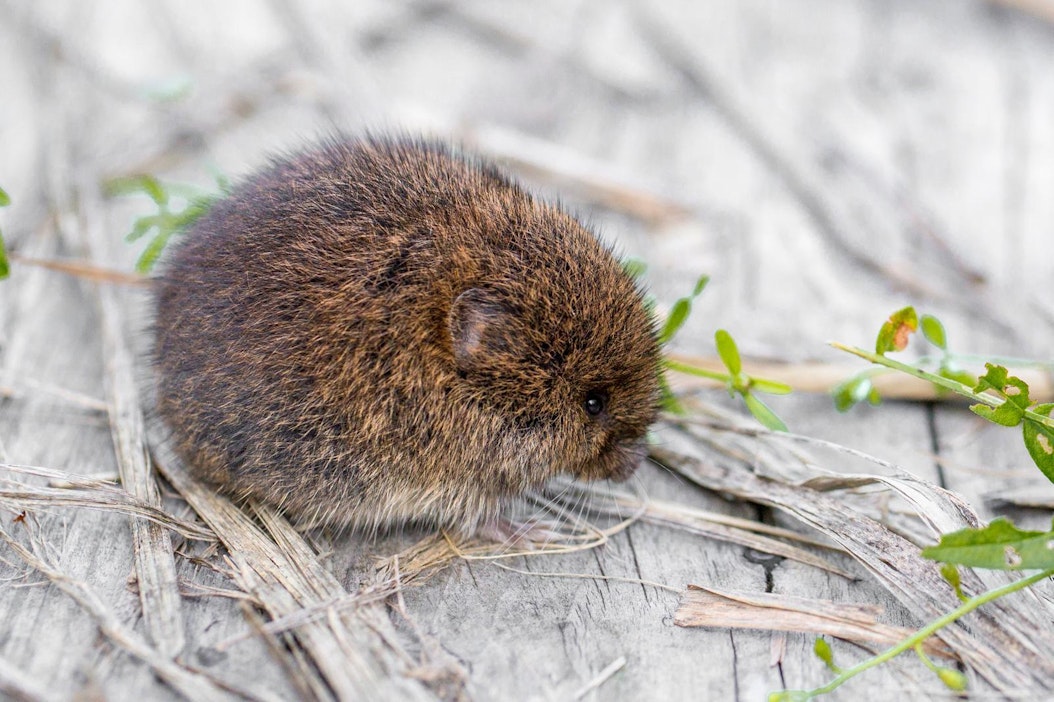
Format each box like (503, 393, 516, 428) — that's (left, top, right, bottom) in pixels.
(90, 200, 186, 659)
(0, 525, 228, 701)
(675, 585, 955, 659)
(150, 437, 439, 701)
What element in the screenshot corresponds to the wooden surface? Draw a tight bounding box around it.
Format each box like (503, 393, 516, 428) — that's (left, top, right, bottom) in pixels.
(1, 1, 1053, 700)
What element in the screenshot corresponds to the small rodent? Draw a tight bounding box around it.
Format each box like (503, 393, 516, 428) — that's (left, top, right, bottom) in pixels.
(153, 135, 661, 535)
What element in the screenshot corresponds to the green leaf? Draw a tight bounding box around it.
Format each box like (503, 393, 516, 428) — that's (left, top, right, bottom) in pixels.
(213, 170, 233, 195)
(0, 186, 9, 279)
(663, 358, 729, 383)
(105, 174, 169, 206)
(692, 274, 710, 297)
(875, 306, 918, 355)
(970, 400, 1025, 427)
(973, 363, 1031, 408)
(921, 517, 1054, 570)
(0, 231, 8, 280)
(135, 230, 176, 274)
(174, 195, 218, 229)
(936, 668, 968, 691)
(973, 363, 1009, 393)
(125, 214, 165, 242)
(744, 393, 788, 432)
(833, 375, 873, 413)
(1023, 403, 1054, 484)
(938, 563, 965, 602)
(658, 298, 691, 345)
(715, 329, 741, 376)
(657, 274, 709, 345)
(920, 314, 947, 350)
(813, 637, 839, 673)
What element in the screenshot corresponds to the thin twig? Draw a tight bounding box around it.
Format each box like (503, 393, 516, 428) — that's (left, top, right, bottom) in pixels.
(573, 656, 627, 700)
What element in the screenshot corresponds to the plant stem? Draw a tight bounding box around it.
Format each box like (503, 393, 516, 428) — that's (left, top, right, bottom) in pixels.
(831, 342, 1054, 428)
(798, 567, 1054, 698)
(664, 358, 730, 383)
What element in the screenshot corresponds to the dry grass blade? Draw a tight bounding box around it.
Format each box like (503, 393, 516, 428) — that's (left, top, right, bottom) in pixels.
(150, 439, 439, 701)
(63, 177, 186, 657)
(213, 501, 642, 651)
(7, 253, 146, 286)
(0, 463, 214, 542)
(0, 524, 228, 701)
(101, 300, 186, 658)
(652, 445, 1054, 692)
(556, 483, 854, 578)
(675, 585, 956, 659)
(0, 377, 108, 412)
(692, 419, 1053, 611)
(572, 656, 627, 700)
(238, 599, 324, 702)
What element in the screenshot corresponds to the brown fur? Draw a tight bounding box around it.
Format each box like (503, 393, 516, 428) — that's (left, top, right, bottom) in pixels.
(153, 135, 661, 534)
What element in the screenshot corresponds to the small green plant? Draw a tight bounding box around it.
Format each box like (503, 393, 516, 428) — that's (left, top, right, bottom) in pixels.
(771, 528, 1054, 700)
(834, 307, 979, 411)
(0, 185, 11, 279)
(833, 306, 1054, 484)
(665, 330, 791, 431)
(774, 307, 1054, 699)
(106, 173, 229, 273)
(624, 262, 792, 431)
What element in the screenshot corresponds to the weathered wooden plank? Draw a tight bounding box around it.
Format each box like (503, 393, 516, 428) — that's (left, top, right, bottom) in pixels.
(2, 1, 1052, 700)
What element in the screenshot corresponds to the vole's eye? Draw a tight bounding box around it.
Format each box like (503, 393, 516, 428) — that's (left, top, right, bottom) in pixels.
(583, 390, 608, 417)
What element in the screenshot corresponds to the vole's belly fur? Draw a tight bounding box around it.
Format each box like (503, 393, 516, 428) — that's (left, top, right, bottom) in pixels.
(154, 136, 661, 534)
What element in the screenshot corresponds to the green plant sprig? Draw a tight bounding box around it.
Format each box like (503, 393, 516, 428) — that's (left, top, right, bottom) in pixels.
(830, 342, 1054, 426)
(832, 306, 1054, 483)
(830, 344, 1054, 482)
(770, 566, 1054, 701)
(665, 332, 792, 431)
(106, 173, 228, 273)
(629, 264, 793, 431)
(0, 185, 11, 279)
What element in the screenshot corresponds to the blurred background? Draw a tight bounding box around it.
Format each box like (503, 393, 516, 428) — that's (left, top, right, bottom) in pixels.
(2, 0, 1051, 361)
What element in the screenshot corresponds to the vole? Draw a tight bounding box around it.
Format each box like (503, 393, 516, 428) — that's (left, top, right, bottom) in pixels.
(153, 135, 661, 536)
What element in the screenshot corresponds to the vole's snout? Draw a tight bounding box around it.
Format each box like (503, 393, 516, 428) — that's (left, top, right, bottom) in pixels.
(608, 438, 649, 482)
(576, 436, 649, 482)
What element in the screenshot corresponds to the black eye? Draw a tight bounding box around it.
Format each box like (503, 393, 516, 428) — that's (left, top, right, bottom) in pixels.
(584, 390, 607, 417)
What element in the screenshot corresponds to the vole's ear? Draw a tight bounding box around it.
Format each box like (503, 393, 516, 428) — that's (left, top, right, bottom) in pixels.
(448, 288, 513, 372)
